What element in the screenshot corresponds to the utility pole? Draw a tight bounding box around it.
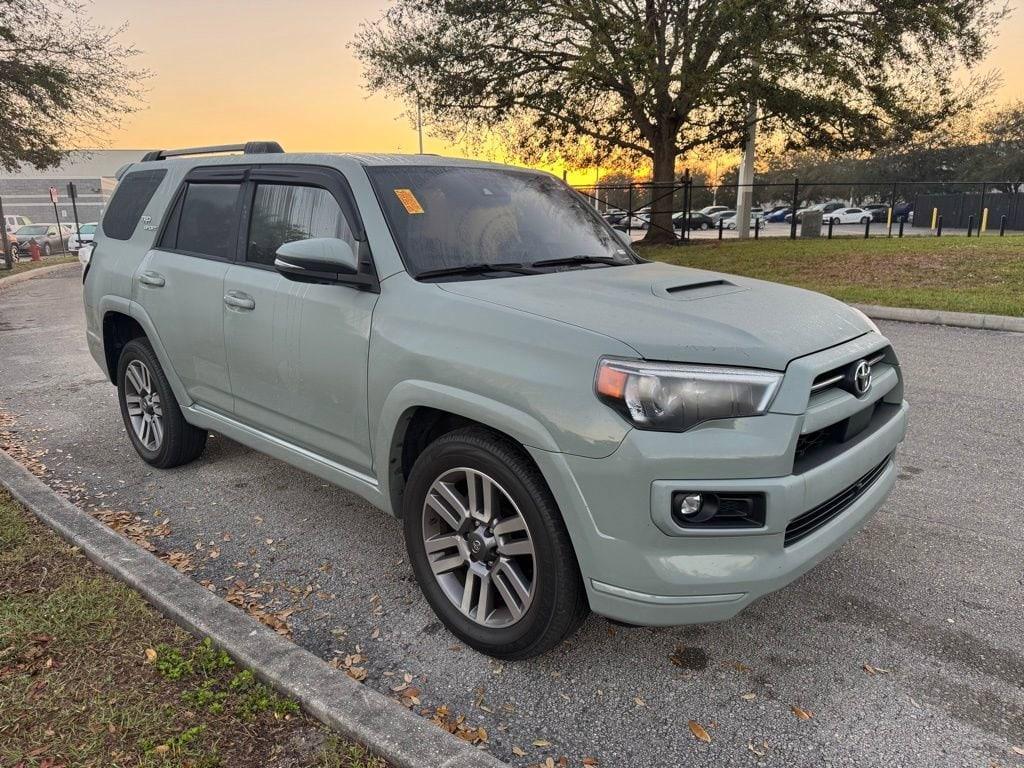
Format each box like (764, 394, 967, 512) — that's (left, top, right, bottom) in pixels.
(416, 95, 423, 154)
(735, 97, 757, 240)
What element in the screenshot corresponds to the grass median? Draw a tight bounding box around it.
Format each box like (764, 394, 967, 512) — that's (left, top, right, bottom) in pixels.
(0, 489, 384, 768)
(640, 235, 1024, 317)
(0, 255, 78, 279)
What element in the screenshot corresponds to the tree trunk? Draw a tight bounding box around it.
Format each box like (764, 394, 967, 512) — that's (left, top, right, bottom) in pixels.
(642, 134, 679, 244)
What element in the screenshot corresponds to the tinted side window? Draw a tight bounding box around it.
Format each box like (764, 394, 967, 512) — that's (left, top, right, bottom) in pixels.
(247, 184, 354, 267)
(175, 183, 241, 260)
(103, 169, 167, 240)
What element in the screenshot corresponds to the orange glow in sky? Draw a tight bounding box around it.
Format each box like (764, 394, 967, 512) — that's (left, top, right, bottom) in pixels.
(91, 0, 1023, 184)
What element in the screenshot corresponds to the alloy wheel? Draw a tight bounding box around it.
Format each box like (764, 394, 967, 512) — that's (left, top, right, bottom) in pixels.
(123, 359, 163, 451)
(421, 467, 536, 628)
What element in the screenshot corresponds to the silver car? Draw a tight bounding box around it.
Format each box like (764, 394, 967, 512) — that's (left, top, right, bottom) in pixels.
(83, 143, 908, 659)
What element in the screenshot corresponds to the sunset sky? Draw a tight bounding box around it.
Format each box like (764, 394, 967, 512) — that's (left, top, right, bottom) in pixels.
(90, 0, 1023, 182)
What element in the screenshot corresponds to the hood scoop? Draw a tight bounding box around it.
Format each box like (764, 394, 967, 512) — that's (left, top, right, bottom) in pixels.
(653, 276, 747, 301)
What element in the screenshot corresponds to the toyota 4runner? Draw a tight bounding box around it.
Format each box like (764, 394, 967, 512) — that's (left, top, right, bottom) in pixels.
(83, 142, 908, 659)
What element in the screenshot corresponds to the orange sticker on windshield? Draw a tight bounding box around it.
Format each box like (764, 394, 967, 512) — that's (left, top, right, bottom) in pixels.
(394, 188, 424, 214)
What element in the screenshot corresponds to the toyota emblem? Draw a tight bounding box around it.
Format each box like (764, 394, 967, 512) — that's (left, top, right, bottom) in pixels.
(852, 360, 872, 395)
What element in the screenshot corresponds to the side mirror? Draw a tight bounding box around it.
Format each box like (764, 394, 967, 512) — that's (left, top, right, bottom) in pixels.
(274, 238, 359, 283)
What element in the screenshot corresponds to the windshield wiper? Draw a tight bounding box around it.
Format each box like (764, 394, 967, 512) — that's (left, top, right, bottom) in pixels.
(415, 262, 541, 280)
(530, 255, 625, 269)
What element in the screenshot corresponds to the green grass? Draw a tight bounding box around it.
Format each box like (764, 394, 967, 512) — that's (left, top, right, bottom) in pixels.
(640, 235, 1024, 316)
(0, 254, 77, 279)
(0, 490, 385, 768)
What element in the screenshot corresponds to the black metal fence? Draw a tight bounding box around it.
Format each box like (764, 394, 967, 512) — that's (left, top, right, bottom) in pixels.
(573, 176, 1024, 242)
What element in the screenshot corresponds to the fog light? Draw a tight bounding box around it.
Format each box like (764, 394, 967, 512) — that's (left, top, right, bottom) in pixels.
(678, 493, 703, 516)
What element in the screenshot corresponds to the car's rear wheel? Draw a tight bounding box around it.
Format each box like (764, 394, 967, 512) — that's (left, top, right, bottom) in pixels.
(860, 216, 871, 224)
(403, 427, 588, 659)
(117, 338, 207, 469)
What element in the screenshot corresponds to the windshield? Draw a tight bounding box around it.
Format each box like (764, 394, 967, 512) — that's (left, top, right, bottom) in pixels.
(79, 224, 97, 234)
(17, 225, 48, 236)
(367, 166, 634, 277)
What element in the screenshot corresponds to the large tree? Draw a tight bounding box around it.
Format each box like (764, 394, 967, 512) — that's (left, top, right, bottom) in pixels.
(0, 0, 145, 172)
(354, 0, 1006, 242)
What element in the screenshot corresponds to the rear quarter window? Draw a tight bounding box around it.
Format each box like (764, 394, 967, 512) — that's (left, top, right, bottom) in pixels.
(102, 169, 167, 240)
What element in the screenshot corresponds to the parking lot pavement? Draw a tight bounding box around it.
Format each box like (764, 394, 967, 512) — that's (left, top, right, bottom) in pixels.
(2, 268, 1022, 767)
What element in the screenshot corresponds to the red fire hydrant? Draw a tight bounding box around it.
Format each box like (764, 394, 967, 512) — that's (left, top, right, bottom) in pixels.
(28, 240, 41, 261)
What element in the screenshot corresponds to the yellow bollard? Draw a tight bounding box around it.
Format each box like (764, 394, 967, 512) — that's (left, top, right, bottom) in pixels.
(931, 207, 938, 229)
(981, 207, 989, 234)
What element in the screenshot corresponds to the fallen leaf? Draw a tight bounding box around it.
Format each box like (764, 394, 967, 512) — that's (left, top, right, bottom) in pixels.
(153, 744, 170, 755)
(634, 696, 646, 707)
(1011, 746, 1024, 756)
(144, 648, 157, 663)
(582, 758, 600, 766)
(533, 739, 552, 747)
(511, 746, 526, 757)
(688, 720, 711, 743)
(740, 692, 757, 701)
(863, 663, 891, 675)
(791, 705, 814, 720)
(747, 740, 768, 757)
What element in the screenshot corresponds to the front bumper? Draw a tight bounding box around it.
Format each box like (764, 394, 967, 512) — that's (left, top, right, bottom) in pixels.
(529, 338, 908, 626)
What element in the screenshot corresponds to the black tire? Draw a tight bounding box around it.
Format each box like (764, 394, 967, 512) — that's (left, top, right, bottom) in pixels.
(116, 338, 207, 469)
(403, 427, 588, 659)
(860, 216, 870, 224)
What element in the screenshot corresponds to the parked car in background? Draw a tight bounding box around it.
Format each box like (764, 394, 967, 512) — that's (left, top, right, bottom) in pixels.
(673, 211, 715, 231)
(723, 210, 765, 230)
(862, 204, 889, 223)
(5, 214, 31, 235)
(826, 208, 873, 225)
(68, 222, 98, 251)
(83, 144, 907, 659)
(709, 209, 737, 224)
(894, 202, 914, 221)
(765, 207, 792, 223)
(699, 205, 731, 217)
(786, 202, 845, 223)
(13, 223, 68, 257)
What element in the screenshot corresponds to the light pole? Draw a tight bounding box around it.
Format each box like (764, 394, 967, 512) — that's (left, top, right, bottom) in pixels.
(416, 95, 423, 155)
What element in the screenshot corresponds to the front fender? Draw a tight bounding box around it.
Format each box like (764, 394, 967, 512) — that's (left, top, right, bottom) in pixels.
(374, 379, 563, 516)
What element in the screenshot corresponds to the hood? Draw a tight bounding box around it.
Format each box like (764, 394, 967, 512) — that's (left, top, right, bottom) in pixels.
(439, 261, 871, 371)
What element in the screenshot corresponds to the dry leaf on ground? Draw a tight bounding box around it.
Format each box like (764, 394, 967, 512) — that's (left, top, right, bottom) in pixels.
(791, 705, 814, 720)
(688, 720, 712, 743)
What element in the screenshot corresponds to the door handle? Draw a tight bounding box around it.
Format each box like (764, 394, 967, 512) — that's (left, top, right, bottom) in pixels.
(224, 291, 255, 311)
(138, 270, 165, 287)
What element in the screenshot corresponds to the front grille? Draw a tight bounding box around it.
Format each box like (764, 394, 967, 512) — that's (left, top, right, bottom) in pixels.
(784, 454, 892, 547)
(811, 349, 888, 393)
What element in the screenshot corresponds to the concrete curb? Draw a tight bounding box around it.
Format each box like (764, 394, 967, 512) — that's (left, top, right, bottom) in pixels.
(0, 449, 507, 768)
(853, 303, 1024, 333)
(0, 261, 79, 291)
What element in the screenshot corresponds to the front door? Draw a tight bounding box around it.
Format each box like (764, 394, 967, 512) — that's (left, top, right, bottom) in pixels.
(222, 168, 377, 473)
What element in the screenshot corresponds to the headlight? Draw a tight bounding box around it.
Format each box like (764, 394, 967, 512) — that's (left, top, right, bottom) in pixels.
(595, 358, 783, 432)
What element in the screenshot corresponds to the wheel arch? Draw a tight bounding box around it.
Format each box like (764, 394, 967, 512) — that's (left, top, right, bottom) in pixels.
(100, 301, 192, 408)
(376, 382, 562, 518)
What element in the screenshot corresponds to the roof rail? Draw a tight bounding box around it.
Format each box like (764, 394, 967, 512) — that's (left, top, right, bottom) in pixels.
(140, 141, 284, 162)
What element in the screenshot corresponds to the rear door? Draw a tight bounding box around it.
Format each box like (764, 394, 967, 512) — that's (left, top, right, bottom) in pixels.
(222, 166, 377, 473)
(134, 167, 247, 413)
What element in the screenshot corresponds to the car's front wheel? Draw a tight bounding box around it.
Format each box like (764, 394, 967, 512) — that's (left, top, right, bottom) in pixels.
(403, 427, 588, 659)
(117, 338, 208, 468)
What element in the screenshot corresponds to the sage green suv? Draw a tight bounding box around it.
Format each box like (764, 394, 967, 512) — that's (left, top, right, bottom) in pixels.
(82, 143, 908, 659)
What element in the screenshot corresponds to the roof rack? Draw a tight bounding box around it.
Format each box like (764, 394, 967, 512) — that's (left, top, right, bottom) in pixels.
(141, 141, 284, 162)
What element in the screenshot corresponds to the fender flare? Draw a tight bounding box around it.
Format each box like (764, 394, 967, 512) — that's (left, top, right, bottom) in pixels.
(374, 380, 562, 515)
(99, 298, 193, 408)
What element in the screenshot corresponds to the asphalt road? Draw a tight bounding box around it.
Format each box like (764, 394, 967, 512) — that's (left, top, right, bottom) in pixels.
(2, 267, 1022, 768)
